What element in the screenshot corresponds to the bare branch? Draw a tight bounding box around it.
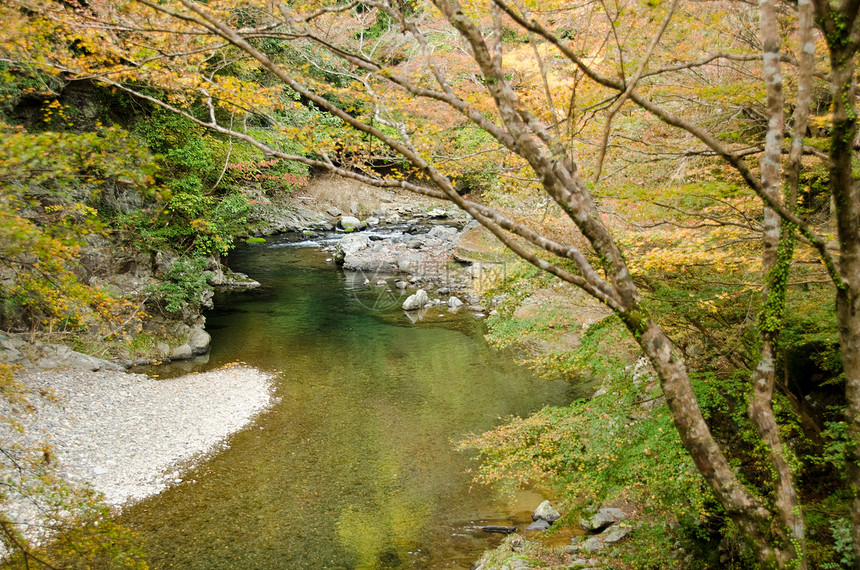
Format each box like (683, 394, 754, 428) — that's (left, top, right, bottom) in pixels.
(494, 0, 845, 288)
(592, 0, 679, 183)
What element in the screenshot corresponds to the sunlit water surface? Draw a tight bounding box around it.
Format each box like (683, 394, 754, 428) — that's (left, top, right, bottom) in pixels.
(121, 234, 575, 569)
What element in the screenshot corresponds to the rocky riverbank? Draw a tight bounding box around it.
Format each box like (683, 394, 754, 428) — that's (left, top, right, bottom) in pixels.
(328, 222, 498, 315)
(1, 363, 274, 533)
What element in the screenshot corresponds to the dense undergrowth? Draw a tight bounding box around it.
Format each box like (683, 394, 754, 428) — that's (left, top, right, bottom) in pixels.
(463, 198, 849, 567)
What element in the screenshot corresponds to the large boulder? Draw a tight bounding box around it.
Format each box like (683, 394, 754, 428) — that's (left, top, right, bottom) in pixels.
(0, 335, 25, 366)
(170, 343, 193, 360)
(396, 253, 424, 273)
(425, 207, 449, 218)
(334, 234, 372, 265)
(187, 325, 211, 355)
(428, 225, 459, 241)
(532, 500, 561, 524)
(402, 289, 430, 311)
(601, 524, 633, 544)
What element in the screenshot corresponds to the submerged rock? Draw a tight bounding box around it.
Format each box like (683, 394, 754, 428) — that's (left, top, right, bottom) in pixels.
(481, 525, 517, 534)
(402, 289, 430, 311)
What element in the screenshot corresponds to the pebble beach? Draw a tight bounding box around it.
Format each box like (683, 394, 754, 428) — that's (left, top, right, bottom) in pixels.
(5, 364, 275, 508)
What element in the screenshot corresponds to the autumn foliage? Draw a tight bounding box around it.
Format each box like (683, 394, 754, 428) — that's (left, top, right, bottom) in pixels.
(1, 0, 860, 567)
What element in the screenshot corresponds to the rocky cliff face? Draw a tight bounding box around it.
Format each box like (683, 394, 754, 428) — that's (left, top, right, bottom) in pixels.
(0, 231, 217, 370)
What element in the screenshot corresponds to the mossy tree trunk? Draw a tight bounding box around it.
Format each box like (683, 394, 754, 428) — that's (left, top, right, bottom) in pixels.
(810, 0, 860, 563)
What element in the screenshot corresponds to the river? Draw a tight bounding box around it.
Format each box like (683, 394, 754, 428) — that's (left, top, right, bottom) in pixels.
(121, 232, 575, 569)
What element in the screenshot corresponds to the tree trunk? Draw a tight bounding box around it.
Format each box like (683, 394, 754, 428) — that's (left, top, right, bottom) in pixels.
(747, 0, 805, 565)
(825, 39, 860, 565)
(629, 314, 792, 564)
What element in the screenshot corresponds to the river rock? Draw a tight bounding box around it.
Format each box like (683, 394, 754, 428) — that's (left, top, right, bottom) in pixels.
(327, 206, 342, 217)
(215, 270, 261, 288)
(601, 524, 633, 544)
(156, 342, 171, 359)
(532, 500, 561, 523)
(447, 296, 464, 308)
(334, 234, 372, 264)
(582, 525, 632, 553)
(187, 326, 211, 355)
(525, 519, 551, 531)
(402, 289, 430, 311)
(339, 216, 361, 231)
(0, 335, 25, 365)
(428, 225, 458, 241)
(396, 256, 415, 273)
(170, 344, 193, 360)
(32, 343, 122, 371)
(581, 507, 627, 531)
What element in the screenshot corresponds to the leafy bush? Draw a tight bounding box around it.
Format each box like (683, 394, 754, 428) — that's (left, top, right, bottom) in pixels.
(146, 256, 212, 314)
(0, 121, 155, 333)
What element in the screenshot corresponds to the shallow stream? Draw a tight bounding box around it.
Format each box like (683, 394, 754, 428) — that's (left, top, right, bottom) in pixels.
(121, 233, 575, 569)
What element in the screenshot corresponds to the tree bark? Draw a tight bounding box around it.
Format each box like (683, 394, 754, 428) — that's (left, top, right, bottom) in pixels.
(829, 48, 860, 568)
(746, 0, 805, 566)
(813, 0, 860, 554)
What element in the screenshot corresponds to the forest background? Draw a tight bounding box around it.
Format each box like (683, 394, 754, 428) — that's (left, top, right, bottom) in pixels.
(0, 0, 858, 568)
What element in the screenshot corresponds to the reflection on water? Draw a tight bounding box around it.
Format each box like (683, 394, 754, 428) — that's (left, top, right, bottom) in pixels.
(121, 235, 574, 569)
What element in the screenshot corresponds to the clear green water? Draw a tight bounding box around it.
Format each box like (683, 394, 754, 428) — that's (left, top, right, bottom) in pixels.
(121, 235, 574, 569)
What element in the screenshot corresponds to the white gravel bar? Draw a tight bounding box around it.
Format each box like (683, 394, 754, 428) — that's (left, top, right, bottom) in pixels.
(10, 364, 275, 508)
